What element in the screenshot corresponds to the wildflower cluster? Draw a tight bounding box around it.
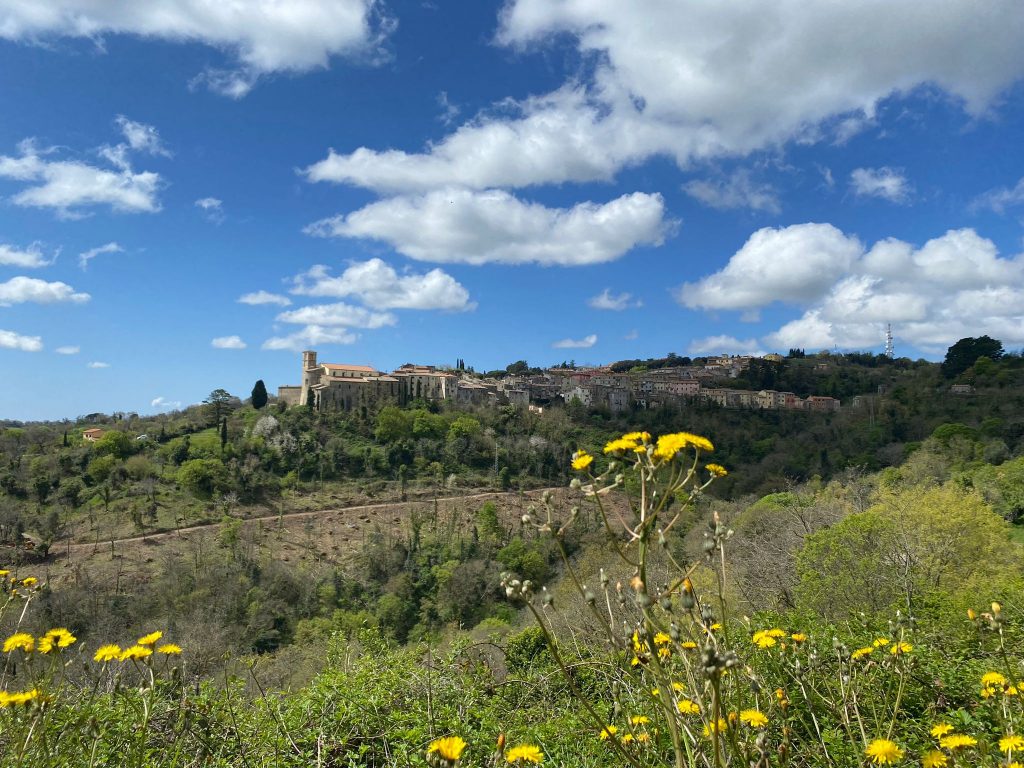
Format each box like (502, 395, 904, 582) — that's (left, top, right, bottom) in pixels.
(425, 735, 544, 766)
(504, 430, 1024, 768)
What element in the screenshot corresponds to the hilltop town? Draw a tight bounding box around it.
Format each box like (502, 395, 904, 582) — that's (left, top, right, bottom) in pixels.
(278, 350, 841, 415)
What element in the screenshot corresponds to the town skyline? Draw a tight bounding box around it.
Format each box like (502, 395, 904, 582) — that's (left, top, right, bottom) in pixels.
(2, 1, 1023, 421)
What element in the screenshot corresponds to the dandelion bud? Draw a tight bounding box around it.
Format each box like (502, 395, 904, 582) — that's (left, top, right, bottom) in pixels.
(600, 569, 609, 587)
(658, 530, 668, 548)
(569, 478, 581, 490)
(615, 473, 625, 485)
(992, 602, 1002, 615)
(702, 537, 716, 554)
(571, 506, 579, 518)
(522, 580, 533, 592)
(681, 592, 695, 609)
(542, 491, 552, 504)
(585, 589, 596, 605)
(496, 733, 506, 753)
(670, 623, 681, 641)
(967, 608, 977, 620)
(659, 596, 672, 611)
(521, 514, 532, 524)
(542, 589, 554, 607)
(505, 587, 515, 598)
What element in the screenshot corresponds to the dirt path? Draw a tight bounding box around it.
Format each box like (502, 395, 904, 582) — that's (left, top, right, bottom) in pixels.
(60, 488, 559, 554)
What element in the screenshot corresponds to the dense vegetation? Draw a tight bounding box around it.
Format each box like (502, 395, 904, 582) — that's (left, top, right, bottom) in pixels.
(1, 340, 1023, 764)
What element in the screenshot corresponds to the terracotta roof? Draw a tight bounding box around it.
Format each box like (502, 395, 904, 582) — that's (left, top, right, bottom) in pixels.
(322, 363, 377, 372)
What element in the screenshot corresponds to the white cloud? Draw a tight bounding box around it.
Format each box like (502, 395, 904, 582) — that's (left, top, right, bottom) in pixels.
(151, 396, 182, 411)
(971, 177, 1024, 214)
(55, 345, 79, 355)
(87, 361, 110, 368)
(850, 167, 912, 203)
(115, 116, 170, 156)
(276, 302, 396, 329)
(0, 1, 389, 97)
(307, 189, 670, 266)
(262, 325, 358, 351)
(0, 328, 42, 351)
(677, 223, 863, 311)
(0, 137, 161, 216)
(290, 259, 474, 311)
(307, 1, 1024, 192)
(79, 241, 123, 269)
(238, 290, 291, 307)
(688, 335, 763, 356)
(0, 242, 53, 268)
(587, 288, 639, 311)
(437, 91, 460, 124)
(0, 276, 90, 305)
(211, 335, 247, 349)
(682, 169, 781, 214)
(683, 223, 1024, 352)
(195, 196, 225, 223)
(552, 333, 597, 349)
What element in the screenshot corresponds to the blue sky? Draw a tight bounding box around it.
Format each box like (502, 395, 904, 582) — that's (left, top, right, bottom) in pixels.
(2, 0, 1024, 421)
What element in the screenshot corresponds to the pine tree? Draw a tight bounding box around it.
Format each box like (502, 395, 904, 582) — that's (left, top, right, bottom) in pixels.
(220, 418, 228, 450)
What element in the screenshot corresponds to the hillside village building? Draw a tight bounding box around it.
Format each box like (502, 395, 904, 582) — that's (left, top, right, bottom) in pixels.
(278, 350, 841, 415)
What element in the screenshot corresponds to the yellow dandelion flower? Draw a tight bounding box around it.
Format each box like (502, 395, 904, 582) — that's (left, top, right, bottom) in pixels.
(93, 644, 121, 662)
(790, 632, 807, 642)
(636, 732, 650, 743)
(752, 631, 777, 649)
(21, 577, 37, 587)
(967, 608, 977, 620)
(1000, 735, 1024, 753)
(120, 645, 153, 661)
(709, 623, 722, 631)
(852, 647, 874, 660)
(622, 431, 651, 442)
(505, 744, 543, 764)
(0, 570, 8, 577)
(930, 724, 954, 738)
(45, 628, 76, 648)
(705, 463, 728, 477)
(939, 734, 977, 750)
(652, 432, 714, 462)
(702, 718, 728, 737)
(671, 681, 685, 692)
(37, 636, 55, 654)
(653, 632, 671, 645)
(137, 631, 163, 646)
(740, 709, 768, 728)
(571, 451, 594, 471)
(604, 437, 640, 454)
(630, 715, 650, 726)
(599, 725, 618, 740)
(890, 641, 913, 656)
(657, 646, 671, 660)
(922, 749, 947, 768)
(681, 641, 697, 649)
(427, 736, 467, 762)
(865, 738, 904, 764)
(677, 699, 700, 715)
(157, 643, 182, 655)
(981, 671, 1007, 687)
(1009, 686, 1020, 696)
(873, 638, 890, 648)
(0, 689, 39, 707)
(621, 733, 635, 744)
(3, 633, 34, 653)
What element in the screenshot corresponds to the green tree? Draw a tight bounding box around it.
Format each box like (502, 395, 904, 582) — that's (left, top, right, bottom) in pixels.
(942, 335, 1004, 378)
(94, 430, 134, 460)
(176, 458, 230, 499)
(204, 388, 233, 425)
(251, 379, 269, 410)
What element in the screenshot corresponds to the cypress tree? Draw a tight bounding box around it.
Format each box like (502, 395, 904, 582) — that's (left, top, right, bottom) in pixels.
(251, 379, 269, 409)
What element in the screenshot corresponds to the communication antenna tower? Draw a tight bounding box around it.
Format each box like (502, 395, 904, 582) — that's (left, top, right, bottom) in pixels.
(884, 324, 895, 359)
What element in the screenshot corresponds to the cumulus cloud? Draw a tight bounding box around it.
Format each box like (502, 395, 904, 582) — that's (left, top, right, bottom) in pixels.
(677, 223, 863, 311)
(195, 197, 225, 223)
(552, 333, 597, 349)
(683, 223, 1024, 352)
(588, 289, 640, 311)
(682, 169, 781, 214)
(0, 276, 90, 305)
(307, 189, 669, 266)
(151, 396, 182, 410)
(0, 328, 42, 351)
(307, 1, 1024, 192)
(79, 242, 123, 269)
(238, 290, 291, 307)
(0, 242, 55, 268)
(850, 167, 912, 203)
(87, 361, 110, 368)
(0, 137, 161, 216)
(688, 335, 763, 356)
(275, 302, 396, 329)
(290, 259, 474, 311)
(0, 0, 389, 97)
(262, 325, 358, 351)
(971, 177, 1024, 214)
(211, 335, 247, 349)
(55, 345, 79, 355)
(115, 116, 170, 156)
